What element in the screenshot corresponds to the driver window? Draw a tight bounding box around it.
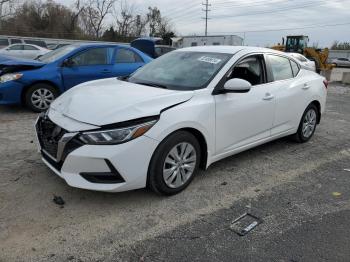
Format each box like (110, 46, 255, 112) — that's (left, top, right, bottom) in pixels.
(227, 55, 265, 86)
(71, 47, 114, 66)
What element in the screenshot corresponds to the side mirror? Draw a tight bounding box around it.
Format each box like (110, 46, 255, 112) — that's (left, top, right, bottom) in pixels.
(62, 58, 75, 67)
(221, 78, 252, 93)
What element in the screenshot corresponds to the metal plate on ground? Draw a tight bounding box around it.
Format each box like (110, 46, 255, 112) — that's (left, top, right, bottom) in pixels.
(230, 213, 262, 236)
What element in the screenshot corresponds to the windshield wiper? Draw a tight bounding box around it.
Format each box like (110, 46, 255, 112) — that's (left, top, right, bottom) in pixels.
(117, 75, 129, 81)
(135, 81, 168, 89)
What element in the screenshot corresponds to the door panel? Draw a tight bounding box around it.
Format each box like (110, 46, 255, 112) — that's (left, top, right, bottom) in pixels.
(61, 47, 115, 89)
(215, 85, 276, 155)
(215, 54, 276, 155)
(61, 65, 115, 89)
(266, 54, 306, 135)
(268, 79, 300, 135)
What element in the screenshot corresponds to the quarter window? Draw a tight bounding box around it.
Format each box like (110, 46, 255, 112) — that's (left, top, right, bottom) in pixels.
(115, 48, 143, 63)
(268, 55, 293, 81)
(71, 47, 114, 66)
(290, 60, 300, 77)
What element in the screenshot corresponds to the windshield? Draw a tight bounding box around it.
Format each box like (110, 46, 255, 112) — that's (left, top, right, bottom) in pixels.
(36, 45, 78, 63)
(128, 51, 232, 90)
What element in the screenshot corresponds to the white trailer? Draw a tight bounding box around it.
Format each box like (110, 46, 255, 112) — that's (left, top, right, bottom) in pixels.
(171, 35, 243, 48)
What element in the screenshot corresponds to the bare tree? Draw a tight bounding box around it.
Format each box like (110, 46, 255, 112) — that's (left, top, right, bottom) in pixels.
(112, 0, 147, 37)
(0, 0, 17, 29)
(147, 7, 161, 37)
(113, 0, 134, 37)
(83, 0, 116, 39)
(62, 0, 85, 36)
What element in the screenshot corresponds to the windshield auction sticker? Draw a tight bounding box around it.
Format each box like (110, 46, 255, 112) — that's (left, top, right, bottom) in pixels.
(198, 56, 222, 64)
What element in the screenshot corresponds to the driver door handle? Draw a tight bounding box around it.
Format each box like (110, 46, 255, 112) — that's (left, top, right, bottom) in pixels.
(262, 93, 274, 101)
(302, 83, 311, 90)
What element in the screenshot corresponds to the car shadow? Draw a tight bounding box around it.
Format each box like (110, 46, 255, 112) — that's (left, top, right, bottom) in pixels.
(0, 104, 39, 114)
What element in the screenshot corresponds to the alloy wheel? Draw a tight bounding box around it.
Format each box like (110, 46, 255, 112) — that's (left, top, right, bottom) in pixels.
(302, 108, 317, 138)
(163, 142, 197, 189)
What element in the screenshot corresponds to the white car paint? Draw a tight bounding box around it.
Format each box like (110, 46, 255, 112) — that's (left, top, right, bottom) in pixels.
(35, 46, 327, 193)
(50, 78, 194, 127)
(0, 44, 50, 60)
(289, 53, 316, 72)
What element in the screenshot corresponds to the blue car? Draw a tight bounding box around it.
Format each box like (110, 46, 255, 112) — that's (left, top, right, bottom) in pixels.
(0, 43, 152, 111)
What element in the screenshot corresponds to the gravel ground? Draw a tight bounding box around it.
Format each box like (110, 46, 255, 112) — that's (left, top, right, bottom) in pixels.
(0, 83, 349, 262)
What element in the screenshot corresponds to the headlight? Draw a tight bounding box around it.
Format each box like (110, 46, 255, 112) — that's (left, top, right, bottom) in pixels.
(79, 120, 157, 145)
(0, 73, 23, 83)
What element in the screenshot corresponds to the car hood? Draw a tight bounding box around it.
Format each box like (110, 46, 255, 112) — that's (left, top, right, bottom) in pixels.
(0, 56, 45, 74)
(50, 78, 194, 126)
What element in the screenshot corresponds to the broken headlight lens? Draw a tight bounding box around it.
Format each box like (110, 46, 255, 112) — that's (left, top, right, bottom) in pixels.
(0, 73, 23, 83)
(79, 120, 157, 145)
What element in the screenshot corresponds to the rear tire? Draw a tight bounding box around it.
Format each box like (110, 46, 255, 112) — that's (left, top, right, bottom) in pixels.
(148, 131, 201, 196)
(292, 104, 319, 143)
(25, 83, 58, 112)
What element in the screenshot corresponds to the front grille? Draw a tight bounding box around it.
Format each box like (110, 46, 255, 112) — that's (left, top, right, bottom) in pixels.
(36, 116, 66, 159)
(42, 150, 63, 170)
(36, 115, 85, 171)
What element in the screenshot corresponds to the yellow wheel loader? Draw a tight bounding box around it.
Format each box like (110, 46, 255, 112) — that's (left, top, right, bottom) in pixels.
(271, 35, 334, 74)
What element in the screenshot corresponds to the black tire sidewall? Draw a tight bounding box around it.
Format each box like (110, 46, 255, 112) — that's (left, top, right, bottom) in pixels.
(296, 104, 318, 142)
(148, 131, 201, 195)
(25, 84, 58, 112)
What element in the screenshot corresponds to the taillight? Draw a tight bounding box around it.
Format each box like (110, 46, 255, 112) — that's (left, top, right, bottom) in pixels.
(323, 79, 328, 89)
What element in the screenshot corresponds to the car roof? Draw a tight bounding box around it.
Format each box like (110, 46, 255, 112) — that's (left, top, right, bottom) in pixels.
(71, 43, 128, 48)
(7, 43, 43, 48)
(175, 45, 283, 55)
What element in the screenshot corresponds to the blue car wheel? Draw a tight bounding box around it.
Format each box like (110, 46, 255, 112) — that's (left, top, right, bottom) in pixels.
(25, 83, 58, 112)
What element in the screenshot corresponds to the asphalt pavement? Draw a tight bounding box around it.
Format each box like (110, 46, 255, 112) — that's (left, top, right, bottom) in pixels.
(0, 83, 349, 262)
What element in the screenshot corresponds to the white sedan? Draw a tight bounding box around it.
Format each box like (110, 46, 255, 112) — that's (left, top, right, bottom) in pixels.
(0, 44, 50, 60)
(35, 46, 327, 195)
(289, 53, 316, 72)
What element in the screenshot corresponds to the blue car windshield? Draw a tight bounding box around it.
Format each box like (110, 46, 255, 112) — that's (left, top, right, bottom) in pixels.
(36, 45, 78, 63)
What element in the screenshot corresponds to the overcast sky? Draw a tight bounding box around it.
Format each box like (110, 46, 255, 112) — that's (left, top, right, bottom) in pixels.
(61, 0, 350, 47)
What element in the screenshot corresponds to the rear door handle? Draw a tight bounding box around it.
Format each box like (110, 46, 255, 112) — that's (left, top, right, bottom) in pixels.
(262, 93, 274, 101)
(101, 69, 112, 74)
(302, 83, 311, 90)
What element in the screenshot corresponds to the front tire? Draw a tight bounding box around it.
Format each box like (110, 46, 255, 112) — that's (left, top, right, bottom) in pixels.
(292, 104, 319, 143)
(25, 83, 58, 112)
(148, 131, 201, 195)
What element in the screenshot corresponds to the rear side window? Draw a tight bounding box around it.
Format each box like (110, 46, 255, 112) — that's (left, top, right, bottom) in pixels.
(0, 38, 9, 46)
(268, 55, 293, 81)
(24, 45, 39, 50)
(10, 39, 22, 44)
(115, 48, 143, 63)
(71, 47, 114, 66)
(24, 40, 47, 48)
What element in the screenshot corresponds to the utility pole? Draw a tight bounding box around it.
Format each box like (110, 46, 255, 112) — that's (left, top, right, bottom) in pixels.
(202, 0, 211, 36)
